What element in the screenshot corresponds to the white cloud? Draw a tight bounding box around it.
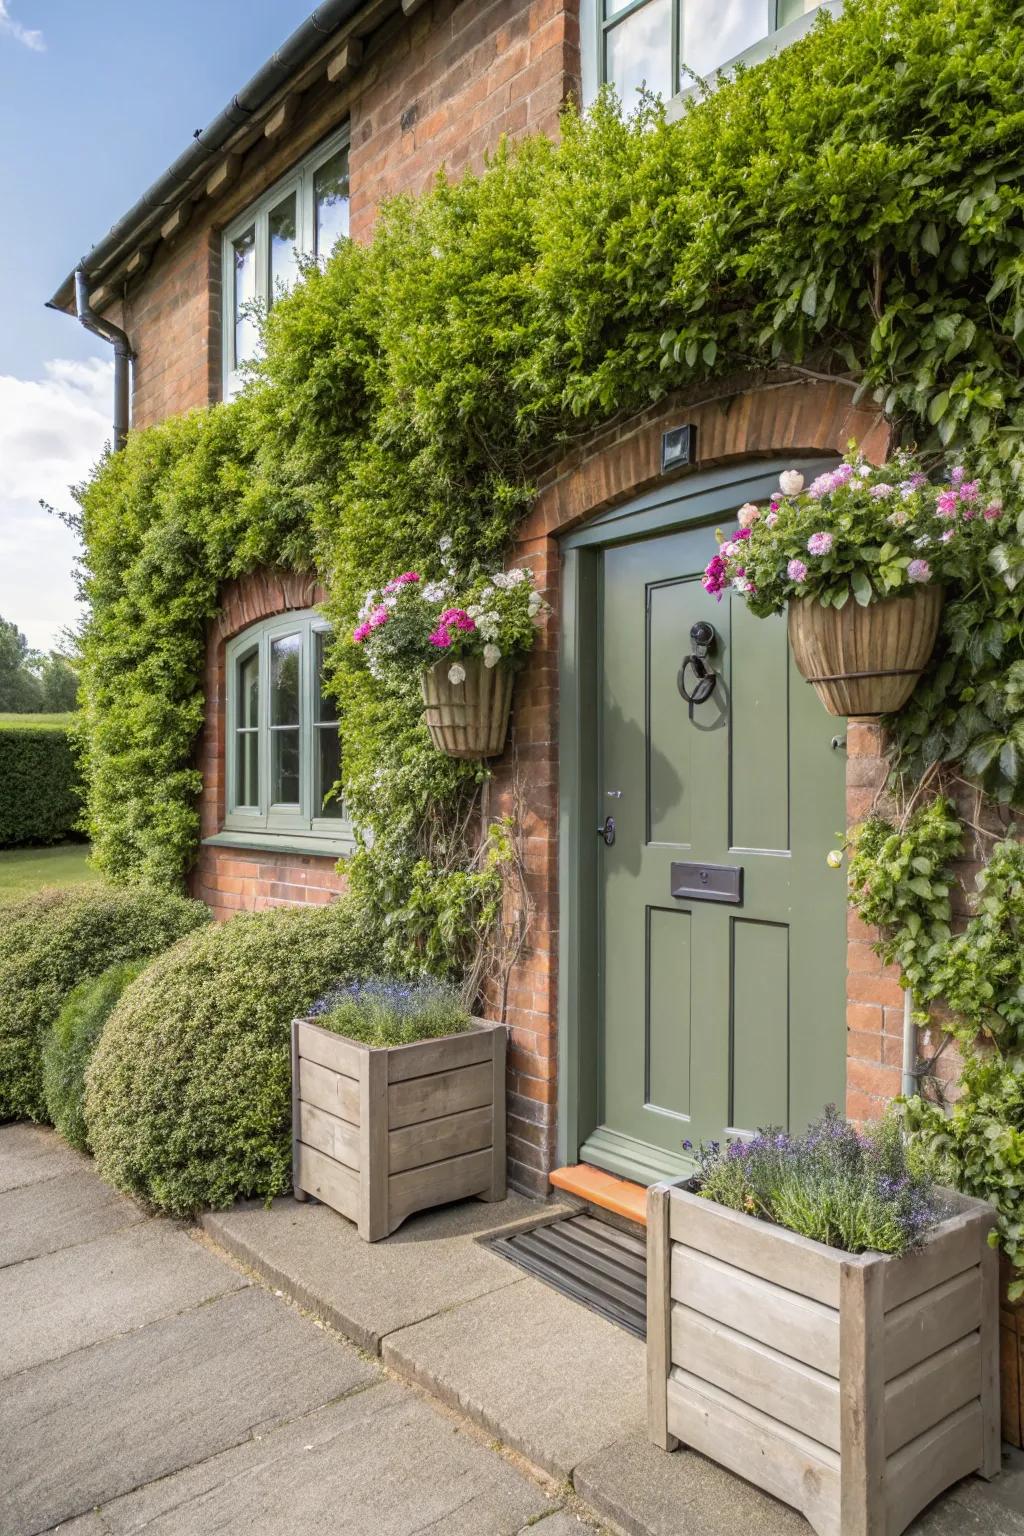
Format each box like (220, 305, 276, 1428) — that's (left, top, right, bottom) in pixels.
(0, 0, 44, 51)
(0, 357, 112, 651)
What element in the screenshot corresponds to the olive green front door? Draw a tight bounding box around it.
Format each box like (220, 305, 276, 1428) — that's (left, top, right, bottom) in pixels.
(578, 517, 847, 1185)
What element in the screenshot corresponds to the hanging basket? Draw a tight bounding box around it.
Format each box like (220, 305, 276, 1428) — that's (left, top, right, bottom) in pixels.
(787, 586, 943, 719)
(421, 655, 513, 758)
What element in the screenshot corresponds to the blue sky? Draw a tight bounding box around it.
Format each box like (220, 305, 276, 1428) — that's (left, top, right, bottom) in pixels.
(0, 0, 314, 652)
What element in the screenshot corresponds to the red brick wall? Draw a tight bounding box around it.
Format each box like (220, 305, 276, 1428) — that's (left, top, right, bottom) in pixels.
(190, 569, 347, 920)
(488, 375, 891, 1193)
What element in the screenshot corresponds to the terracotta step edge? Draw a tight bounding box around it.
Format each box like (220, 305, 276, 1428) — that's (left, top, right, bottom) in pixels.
(549, 1163, 648, 1227)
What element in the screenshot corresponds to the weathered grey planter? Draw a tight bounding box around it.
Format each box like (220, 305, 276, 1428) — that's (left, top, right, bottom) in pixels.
(647, 1181, 1000, 1536)
(291, 1015, 506, 1241)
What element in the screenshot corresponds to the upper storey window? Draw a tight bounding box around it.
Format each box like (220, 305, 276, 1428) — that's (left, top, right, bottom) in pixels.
(588, 2, 835, 108)
(221, 128, 350, 399)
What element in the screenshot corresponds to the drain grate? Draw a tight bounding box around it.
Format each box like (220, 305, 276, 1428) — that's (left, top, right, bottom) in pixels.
(490, 1212, 647, 1338)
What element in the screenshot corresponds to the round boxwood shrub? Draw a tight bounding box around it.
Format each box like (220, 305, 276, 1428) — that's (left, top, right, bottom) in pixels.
(85, 900, 374, 1216)
(0, 885, 210, 1123)
(42, 959, 147, 1151)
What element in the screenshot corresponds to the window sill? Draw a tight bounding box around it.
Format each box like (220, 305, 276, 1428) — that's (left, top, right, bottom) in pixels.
(203, 830, 355, 861)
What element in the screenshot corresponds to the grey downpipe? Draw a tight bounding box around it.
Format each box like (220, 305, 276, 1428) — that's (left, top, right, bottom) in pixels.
(74, 266, 132, 452)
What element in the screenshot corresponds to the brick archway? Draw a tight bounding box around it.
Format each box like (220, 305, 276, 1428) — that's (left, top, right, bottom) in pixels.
(191, 567, 344, 919)
(489, 376, 892, 1195)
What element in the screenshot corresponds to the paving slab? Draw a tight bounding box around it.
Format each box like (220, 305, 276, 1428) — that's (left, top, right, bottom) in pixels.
(0, 1217, 246, 1378)
(0, 1283, 377, 1536)
(203, 1192, 554, 1352)
(572, 1433, 1024, 1536)
(0, 1167, 147, 1268)
(516, 1514, 603, 1535)
(0, 1121, 88, 1192)
(58, 1379, 556, 1536)
(382, 1274, 647, 1479)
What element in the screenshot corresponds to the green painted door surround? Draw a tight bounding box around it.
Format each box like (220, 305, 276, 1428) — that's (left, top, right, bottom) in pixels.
(557, 459, 848, 1186)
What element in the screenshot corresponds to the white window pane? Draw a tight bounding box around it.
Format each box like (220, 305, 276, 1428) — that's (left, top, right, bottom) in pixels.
(315, 148, 350, 259)
(778, 0, 817, 25)
(605, 0, 672, 104)
(680, 0, 768, 80)
(604, 0, 639, 13)
(269, 192, 299, 303)
(232, 225, 258, 368)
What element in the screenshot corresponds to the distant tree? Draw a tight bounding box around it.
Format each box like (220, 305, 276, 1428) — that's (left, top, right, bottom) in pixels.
(0, 618, 42, 713)
(34, 653, 79, 713)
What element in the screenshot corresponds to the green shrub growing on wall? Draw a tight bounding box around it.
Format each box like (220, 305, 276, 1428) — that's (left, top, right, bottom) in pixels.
(76, 0, 1024, 977)
(85, 900, 378, 1215)
(0, 885, 209, 1123)
(0, 724, 83, 847)
(41, 959, 147, 1151)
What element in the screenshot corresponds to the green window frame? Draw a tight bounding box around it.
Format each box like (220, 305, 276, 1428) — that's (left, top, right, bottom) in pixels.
(581, 1, 841, 109)
(217, 611, 353, 858)
(220, 125, 350, 399)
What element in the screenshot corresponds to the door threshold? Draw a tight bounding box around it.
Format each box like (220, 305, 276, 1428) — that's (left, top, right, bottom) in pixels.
(549, 1164, 648, 1227)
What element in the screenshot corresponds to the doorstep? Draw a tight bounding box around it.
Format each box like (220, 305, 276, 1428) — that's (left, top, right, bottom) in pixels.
(549, 1164, 648, 1227)
(201, 1194, 1024, 1536)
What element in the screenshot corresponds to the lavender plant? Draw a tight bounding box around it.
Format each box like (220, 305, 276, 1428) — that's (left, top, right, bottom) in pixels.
(309, 977, 471, 1048)
(688, 1107, 945, 1256)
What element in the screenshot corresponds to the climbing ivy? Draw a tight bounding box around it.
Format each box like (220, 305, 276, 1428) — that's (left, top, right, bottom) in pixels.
(77, 0, 1024, 975)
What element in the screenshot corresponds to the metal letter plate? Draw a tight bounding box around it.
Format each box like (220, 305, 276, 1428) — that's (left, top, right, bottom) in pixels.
(670, 861, 743, 905)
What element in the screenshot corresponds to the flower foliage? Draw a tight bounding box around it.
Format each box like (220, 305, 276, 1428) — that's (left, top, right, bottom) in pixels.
(352, 549, 547, 686)
(76, 0, 1024, 966)
(691, 1106, 945, 1257)
(308, 976, 471, 1048)
(704, 455, 1005, 615)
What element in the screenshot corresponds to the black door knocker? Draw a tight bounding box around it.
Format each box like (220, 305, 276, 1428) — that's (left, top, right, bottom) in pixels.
(678, 620, 718, 721)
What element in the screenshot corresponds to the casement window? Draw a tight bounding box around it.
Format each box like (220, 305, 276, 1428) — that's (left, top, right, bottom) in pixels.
(221, 128, 350, 399)
(218, 612, 353, 857)
(582, 1, 840, 108)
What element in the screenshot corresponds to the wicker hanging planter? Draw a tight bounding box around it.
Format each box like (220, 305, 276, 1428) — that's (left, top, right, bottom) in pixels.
(788, 586, 943, 719)
(421, 655, 513, 758)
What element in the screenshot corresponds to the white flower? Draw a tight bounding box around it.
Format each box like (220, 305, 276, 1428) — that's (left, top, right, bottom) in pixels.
(478, 613, 500, 641)
(506, 568, 527, 585)
(483, 644, 502, 669)
(779, 470, 805, 496)
(466, 604, 482, 619)
(737, 503, 759, 528)
(422, 581, 448, 602)
(439, 535, 453, 553)
(447, 663, 466, 685)
(383, 594, 398, 609)
(527, 592, 542, 615)
(491, 572, 511, 590)
(480, 586, 495, 602)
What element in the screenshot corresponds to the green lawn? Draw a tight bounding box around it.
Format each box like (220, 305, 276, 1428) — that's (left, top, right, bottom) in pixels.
(0, 843, 100, 901)
(0, 713, 76, 731)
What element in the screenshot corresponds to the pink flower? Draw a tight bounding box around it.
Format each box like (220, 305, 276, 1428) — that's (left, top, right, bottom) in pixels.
(352, 622, 371, 644)
(764, 510, 779, 527)
(958, 481, 980, 504)
(906, 472, 929, 490)
(870, 483, 894, 499)
(769, 498, 781, 513)
(807, 531, 833, 556)
(703, 555, 729, 598)
(935, 491, 959, 518)
(429, 626, 453, 648)
(908, 559, 931, 583)
(951, 466, 966, 485)
(984, 501, 1003, 521)
(787, 558, 808, 582)
(940, 528, 956, 543)
(368, 606, 389, 630)
(737, 502, 759, 528)
(439, 607, 476, 632)
(397, 571, 420, 584)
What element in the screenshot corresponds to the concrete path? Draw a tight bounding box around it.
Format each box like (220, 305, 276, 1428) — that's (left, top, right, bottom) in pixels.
(0, 1124, 600, 1536)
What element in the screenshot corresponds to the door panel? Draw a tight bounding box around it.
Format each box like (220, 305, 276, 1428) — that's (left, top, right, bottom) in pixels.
(581, 517, 846, 1184)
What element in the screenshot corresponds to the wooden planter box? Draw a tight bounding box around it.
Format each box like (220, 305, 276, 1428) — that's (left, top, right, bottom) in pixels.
(291, 1015, 506, 1241)
(421, 656, 513, 758)
(647, 1182, 999, 1536)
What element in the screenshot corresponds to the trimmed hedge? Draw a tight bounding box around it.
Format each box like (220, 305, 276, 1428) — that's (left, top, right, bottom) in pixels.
(0, 724, 83, 847)
(0, 885, 209, 1123)
(85, 900, 377, 1216)
(42, 960, 147, 1151)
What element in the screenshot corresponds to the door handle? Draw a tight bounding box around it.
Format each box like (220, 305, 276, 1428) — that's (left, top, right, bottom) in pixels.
(597, 816, 616, 847)
(678, 620, 718, 721)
